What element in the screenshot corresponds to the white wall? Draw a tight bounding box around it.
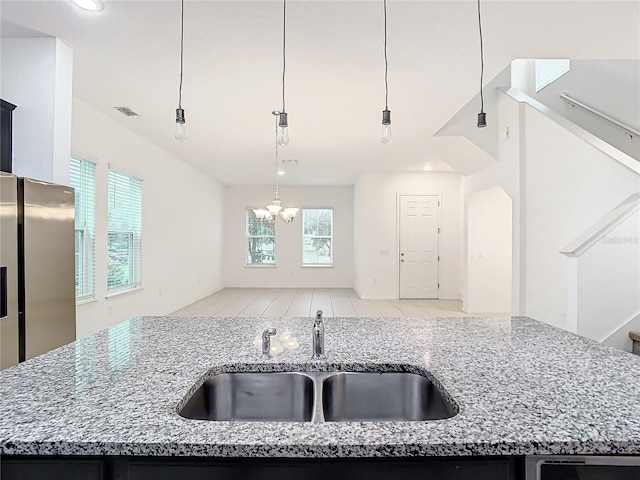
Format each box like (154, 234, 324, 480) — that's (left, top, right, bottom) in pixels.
(224, 185, 353, 288)
(523, 104, 640, 329)
(0, 38, 73, 185)
(354, 172, 462, 300)
(72, 99, 225, 338)
(464, 186, 512, 313)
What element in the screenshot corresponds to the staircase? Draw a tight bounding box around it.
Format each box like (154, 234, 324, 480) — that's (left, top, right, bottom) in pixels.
(560, 194, 640, 353)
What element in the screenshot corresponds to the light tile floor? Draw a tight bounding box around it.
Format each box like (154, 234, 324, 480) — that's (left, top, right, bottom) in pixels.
(172, 288, 510, 319)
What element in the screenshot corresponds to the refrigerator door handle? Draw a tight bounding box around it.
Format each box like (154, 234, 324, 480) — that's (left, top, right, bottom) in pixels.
(0, 266, 7, 318)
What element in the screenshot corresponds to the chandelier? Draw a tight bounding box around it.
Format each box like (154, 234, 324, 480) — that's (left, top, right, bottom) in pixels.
(253, 111, 299, 223)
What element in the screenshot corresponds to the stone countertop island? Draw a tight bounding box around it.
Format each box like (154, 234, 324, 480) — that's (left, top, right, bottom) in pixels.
(1, 315, 639, 478)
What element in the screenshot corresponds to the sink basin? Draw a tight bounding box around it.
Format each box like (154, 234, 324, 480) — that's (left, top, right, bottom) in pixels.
(322, 372, 456, 422)
(179, 372, 314, 422)
(179, 368, 457, 423)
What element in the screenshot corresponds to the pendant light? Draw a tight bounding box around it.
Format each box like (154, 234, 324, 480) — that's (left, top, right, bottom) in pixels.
(253, 112, 299, 223)
(277, 0, 290, 146)
(476, 0, 487, 128)
(174, 0, 187, 142)
(380, 0, 392, 144)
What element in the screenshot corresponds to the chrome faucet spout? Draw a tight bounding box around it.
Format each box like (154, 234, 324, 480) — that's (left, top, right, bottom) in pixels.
(261, 327, 277, 360)
(311, 310, 325, 360)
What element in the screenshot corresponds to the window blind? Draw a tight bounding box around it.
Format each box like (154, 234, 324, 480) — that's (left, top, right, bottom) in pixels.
(70, 157, 96, 301)
(107, 168, 143, 293)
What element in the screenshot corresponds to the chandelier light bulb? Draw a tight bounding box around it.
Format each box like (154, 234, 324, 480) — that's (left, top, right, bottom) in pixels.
(253, 209, 271, 220)
(267, 197, 283, 217)
(279, 207, 299, 223)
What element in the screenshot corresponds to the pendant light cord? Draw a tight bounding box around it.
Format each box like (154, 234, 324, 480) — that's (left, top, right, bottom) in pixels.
(178, 0, 184, 108)
(282, 0, 287, 113)
(274, 113, 280, 196)
(383, 0, 389, 110)
(477, 0, 484, 113)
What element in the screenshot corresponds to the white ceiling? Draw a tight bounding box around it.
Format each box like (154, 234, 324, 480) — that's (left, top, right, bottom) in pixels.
(1, 1, 639, 185)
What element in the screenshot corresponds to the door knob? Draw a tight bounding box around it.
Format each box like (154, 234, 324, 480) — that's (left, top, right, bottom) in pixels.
(400, 253, 404, 256)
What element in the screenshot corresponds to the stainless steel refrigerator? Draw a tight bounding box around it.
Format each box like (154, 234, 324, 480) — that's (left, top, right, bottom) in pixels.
(0, 172, 76, 370)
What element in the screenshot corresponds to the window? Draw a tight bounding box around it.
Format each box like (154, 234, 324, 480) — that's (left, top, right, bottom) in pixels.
(70, 157, 96, 301)
(246, 209, 275, 265)
(302, 209, 333, 265)
(107, 168, 142, 293)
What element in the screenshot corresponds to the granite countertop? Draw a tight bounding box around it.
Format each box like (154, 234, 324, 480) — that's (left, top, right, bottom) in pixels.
(1, 315, 639, 457)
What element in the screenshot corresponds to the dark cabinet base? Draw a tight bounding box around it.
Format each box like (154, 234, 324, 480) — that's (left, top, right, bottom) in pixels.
(1, 455, 523, 480)
(1, 458, 103, 480)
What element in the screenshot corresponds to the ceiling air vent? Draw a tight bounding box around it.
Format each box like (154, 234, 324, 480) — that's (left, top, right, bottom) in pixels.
(113, 106, 139, 117)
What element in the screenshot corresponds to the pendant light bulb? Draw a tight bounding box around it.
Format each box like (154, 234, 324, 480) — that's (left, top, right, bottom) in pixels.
(380, 124, 392, 144)
(380, 109, 392, 144)
(277, 111, 289, 146)
(175, 108, 187, 143)
(277, 126, 289, 146)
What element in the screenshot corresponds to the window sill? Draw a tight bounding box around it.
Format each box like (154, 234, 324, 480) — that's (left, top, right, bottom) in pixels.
(76, 296, 97, 306)
(245, 264, 277, 268)
(106, 285, 143, 299)
(301, 264, 334, 268)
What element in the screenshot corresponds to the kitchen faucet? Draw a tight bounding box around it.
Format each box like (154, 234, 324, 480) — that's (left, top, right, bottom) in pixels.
(311, 310, 325, 360)
(261, 327, 277, 360)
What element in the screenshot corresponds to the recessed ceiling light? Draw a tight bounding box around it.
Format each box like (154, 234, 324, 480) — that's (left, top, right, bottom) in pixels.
(422, 163, 433, 171)
(70, 0, 102, 12)
(278, 169, 285, 176)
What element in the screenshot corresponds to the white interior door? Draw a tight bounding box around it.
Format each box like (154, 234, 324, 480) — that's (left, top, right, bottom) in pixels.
(399, 195, 439, 299)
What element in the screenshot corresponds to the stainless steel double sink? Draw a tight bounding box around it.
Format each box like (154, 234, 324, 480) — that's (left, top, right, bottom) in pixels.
(178, 369, 457, 423)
